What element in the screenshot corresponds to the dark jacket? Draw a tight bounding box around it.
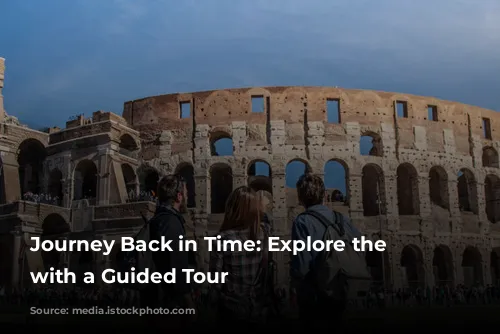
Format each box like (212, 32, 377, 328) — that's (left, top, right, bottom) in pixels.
(148, 204, 192, 300)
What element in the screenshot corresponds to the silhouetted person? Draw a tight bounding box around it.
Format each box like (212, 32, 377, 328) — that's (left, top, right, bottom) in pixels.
(290, 173, 361, 331)
(148, 174, 196, 329)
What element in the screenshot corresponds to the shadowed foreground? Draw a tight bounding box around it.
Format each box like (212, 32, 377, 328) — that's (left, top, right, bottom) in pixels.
(2, 305, 500, 332)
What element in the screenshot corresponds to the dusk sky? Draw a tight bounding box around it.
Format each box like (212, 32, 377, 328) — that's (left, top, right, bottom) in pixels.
(1, 0, 499, 189)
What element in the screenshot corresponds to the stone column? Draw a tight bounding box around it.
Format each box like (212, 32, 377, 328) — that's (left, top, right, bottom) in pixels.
(384, 172, 399, 232)
(271, 163, 287, 234)
(348, 172, 364, 227)
(97, 149, 110, 206)
(194, 164, 210, 214)
(423, 242, 435, 288)
(448, 178, 462, 234)
(454, 244, 464, 285)
(476, 179, 488, 234)
(232, 161, 246, 189)
(391, 244, 404, 289)
(482, 249, 491, 285)
(11, 230, 22, 287)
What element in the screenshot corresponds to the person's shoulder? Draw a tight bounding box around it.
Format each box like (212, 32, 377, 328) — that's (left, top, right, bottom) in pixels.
(292, 210, 309, 228)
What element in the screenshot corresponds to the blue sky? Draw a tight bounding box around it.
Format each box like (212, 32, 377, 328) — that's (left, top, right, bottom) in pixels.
(1, 0, 499, 190)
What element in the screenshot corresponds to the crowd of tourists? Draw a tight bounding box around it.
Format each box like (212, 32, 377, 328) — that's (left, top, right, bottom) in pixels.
(126, 190, 156, 203)
(21, 192, 61, 206)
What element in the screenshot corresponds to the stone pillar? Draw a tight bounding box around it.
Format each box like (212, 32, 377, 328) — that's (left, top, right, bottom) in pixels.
(348, 173, 364, 227)
(232, 161, 246, 189)
(418, 174, 432, 218)
(384, 172, 399, 232)
(448, 178, 462, 234)
(97, 149, 110, 206)
(271, 164, 287, 234)
(391, 244, 404, 289)
(454, 245, 464, 285)
(194, 164, 210, 214)
(11, 230, 22, 287)
(423, 242, 434, 288)
(476, 179, 488, 234)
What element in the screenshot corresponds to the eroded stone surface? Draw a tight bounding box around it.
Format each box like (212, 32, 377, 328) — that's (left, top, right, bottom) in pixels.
(1, 76, 500, 289)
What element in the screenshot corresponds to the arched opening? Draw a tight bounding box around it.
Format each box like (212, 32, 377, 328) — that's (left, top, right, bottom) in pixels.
(119, 134, 138, 152)
(462, 247, 483, 286)
(285, 159, 311, 188)
(17, 139, 46, 195)
(73, 160, 98, 201)
(482, 146, 499, 168)
(429, 166, 449, 209)
(365, 249, 391, 288)
(432, 245, 454, 287)
(324, 159, 348, 205)
(362, 164, 386, 216)
(397, 163, 420, 215)
(400, 245, 425, 289)
(138, 166, 159, 200)
(47, 168, 63, 206)
(176, 164, 196, 208)
(41, 213, 70, 272)
(210, 131, 233, 156)
(360, 132, 383, 157)
(491, 249, 500, 286)
(210, 163, 232, 213)
(485, 174, 500, 224)
(457, 169, 477, 213)
(121, 164, 137, 199)
(248, 160, 272, 194)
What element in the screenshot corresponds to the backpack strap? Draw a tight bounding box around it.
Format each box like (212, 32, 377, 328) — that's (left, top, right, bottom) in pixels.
(133, 210, 176, 240)
(302, 209, 345, 237)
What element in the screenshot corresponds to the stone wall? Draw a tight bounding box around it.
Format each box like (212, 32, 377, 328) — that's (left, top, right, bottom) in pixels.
(1, 82, 500, 290)
(123, 87, 500, 289)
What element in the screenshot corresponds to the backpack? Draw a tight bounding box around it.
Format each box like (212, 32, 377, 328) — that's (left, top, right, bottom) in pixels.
(116, 211, 168, 291)
(303, 210, 372, 302)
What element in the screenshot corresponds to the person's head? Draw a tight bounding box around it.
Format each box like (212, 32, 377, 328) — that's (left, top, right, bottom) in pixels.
(220, 186, 262, 240)
(296, 173, 325, 208)
(157, 174, 188, 213)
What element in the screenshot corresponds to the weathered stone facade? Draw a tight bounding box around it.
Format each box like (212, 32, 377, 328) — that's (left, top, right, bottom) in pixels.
(0, 58, 499, 290)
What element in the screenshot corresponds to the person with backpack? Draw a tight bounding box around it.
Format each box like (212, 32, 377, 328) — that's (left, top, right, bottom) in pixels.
(289, 173, 371, 331)
(147, 174, 197, 328)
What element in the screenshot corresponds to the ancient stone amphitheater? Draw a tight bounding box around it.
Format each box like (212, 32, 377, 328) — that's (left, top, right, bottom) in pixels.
(0, 57, 499, 291)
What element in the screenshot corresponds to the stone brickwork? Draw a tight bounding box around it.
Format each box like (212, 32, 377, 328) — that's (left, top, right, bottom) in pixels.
(0, 56, 499, 290)
(124, 87, 500, 289)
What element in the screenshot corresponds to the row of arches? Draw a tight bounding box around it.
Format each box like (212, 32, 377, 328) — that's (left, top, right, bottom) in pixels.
(137, 159, 500, 218)
(210, 131, 500, 170)
(368, 245, 500, 288)
(7, 136, 500, 221)
(11, 135, 139, 203)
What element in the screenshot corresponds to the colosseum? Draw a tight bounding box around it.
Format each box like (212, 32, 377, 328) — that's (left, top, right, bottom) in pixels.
(0, 57, 499, 291)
